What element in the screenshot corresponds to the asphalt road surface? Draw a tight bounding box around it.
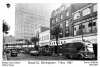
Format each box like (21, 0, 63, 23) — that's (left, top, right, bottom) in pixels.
(7, 53, 66, 60)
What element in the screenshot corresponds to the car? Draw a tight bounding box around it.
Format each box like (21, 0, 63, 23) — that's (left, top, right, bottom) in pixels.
(30, 50, 39, 56)
(43, 50, 52, 56)
(39, 49, 52, 56)
(19, 50, 25, 53)
(10, 49, 18, 57)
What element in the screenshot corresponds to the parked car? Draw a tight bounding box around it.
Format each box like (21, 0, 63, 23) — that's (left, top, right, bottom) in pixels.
(30, 50, 39, 56)
(39, 48, 52, 56)
(10, 49, 18, 57)
(43, 50, 52, 56)
(19, 50, 25, 53)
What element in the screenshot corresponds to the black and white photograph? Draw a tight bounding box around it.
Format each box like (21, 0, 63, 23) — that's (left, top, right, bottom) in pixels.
(1, 0, 99, 66)
(2, 3, 97, 61)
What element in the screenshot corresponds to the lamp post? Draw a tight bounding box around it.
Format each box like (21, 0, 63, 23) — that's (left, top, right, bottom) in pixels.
(81, 23, 84, 41)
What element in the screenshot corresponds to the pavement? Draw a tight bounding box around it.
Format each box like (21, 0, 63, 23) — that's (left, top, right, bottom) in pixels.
(3, 52, 7, 61)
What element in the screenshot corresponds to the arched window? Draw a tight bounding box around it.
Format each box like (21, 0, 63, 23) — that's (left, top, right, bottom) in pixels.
(82, 7, 91, 16)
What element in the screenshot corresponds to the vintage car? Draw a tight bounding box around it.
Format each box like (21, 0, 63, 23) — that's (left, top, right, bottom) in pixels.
(30, 50, 39, 56)
(10, 49, 18, 57)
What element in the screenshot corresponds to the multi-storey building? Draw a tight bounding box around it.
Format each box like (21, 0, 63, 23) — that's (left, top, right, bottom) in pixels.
(50, 4, 72, 46)
(39, 30, 50, 47)
(15, 4, 50, 40)
(35, 26, 50, 46)
(50, 3, 97, 54)
(4, 35, 16, 44)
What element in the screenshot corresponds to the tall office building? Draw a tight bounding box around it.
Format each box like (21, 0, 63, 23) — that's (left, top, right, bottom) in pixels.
(15, 3, 51, 40)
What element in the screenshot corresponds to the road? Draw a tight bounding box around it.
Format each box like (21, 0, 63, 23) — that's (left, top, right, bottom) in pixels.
(6, 53, 97, 61)
(7, 53, 66, 60)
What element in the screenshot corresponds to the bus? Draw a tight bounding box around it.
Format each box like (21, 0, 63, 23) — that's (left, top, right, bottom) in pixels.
(59, 41, 95, 59)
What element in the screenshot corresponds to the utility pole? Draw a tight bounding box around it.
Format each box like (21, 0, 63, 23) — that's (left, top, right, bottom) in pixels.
(81, 23, 84, 41)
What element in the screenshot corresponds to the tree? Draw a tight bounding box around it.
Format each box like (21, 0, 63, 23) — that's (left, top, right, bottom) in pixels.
(31, 37, 39, 50)
(3, 20, 10, 53)
(51, 25, 61, 56)
(3, 20, 10, 34)
(25, 39, 32, 45)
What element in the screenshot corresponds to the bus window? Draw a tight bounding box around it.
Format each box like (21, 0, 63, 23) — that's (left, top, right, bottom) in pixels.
(73, 42, 85, 51)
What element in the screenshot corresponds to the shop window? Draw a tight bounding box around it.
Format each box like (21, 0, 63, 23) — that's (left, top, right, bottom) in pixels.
(93, 4, 97, 12)
(82, 7, 91, 16)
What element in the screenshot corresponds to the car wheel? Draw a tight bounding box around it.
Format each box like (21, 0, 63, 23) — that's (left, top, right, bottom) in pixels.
(78, 55, 83, 60)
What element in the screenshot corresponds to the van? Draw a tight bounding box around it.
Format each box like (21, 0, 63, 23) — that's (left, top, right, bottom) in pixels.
(60, 41, 95, 59)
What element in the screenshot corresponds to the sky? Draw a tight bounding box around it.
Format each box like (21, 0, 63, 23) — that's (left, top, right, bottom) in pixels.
(1, 2, 61, 36)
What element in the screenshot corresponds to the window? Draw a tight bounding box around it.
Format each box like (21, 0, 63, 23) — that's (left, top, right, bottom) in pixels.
(66, 27, 69, 37)
(93, 4, 97, 12)
(61, 41, 62, 44)
(64, 41, 66, 43)
(82, 7, 91, 16)
(54, 42, 55, 45)
(92, 19, 97, 33)
(66, 11, 69, 16)
(56, 17, 58, 22)
(66, 20, 68, 27)
(52, 20, 54, 24)
(60, 14, 63, 19)
(59, 23, 63, 38)
(73, 12, 80, 20)
(82, 22, 90, 34)
(74, 19, 97, 36)
(65, 20, 69, 37)
(74, 24, 79, 36)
